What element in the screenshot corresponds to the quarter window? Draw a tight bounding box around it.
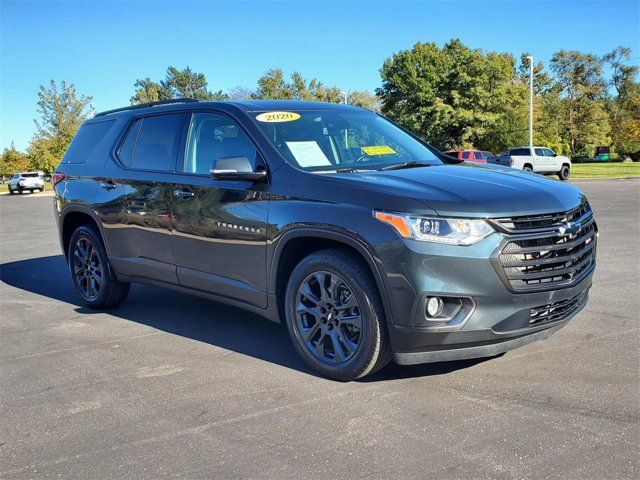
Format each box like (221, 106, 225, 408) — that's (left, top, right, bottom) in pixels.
(184, 113, 258, 175)
(119, 114, 184, 171)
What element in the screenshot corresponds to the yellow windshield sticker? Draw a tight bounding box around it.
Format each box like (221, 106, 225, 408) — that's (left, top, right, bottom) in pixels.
(361, 145, 396, 156)
(255, 111, 301, 123)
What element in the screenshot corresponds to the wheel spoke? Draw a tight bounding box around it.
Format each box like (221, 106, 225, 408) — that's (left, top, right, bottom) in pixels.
(314, 333, 327, 356)
(296, 303, 322, 321)
(299, 282, 321, 306)
(300, 320, 321, 342)
(339, 314, 362, 330)
(330, 332, 346, 362)
(337, 327, 358, 354)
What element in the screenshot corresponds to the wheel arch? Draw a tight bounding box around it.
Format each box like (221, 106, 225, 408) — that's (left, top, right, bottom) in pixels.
(61, 206, 106, 259)
(269, 228, 394, 326)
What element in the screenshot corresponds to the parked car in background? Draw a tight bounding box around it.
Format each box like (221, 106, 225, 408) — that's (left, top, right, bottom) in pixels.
(7, 172, 45, 194)
(490, 146, 571, 180)
(444, 149, 496, 164)
(52, 99, 596, 381)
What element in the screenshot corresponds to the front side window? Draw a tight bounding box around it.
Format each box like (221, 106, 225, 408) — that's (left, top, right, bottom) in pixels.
(119, 114, 184, 171)
(534, 148, 545, 156)
(251, 109, 441, 171)
(543, 148, 555, 157)
(184, 113, 258, 175)
(473, 151, 484, 160)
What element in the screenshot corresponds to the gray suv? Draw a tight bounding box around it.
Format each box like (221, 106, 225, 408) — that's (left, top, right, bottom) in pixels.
(52, 99, 597, 380)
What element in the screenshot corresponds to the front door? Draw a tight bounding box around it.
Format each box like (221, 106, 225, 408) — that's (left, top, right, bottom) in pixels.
(171, 112, 270, 308)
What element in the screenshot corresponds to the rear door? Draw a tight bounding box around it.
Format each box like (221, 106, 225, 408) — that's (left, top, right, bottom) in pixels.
(95, 112, 187, 284)
(171, 111, 270, 308)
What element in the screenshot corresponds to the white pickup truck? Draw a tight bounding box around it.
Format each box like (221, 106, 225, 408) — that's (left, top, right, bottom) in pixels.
(491, 146, 572, 181)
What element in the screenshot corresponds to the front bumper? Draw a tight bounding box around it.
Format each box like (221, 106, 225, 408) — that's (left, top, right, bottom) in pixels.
(375, 233, 594, 365)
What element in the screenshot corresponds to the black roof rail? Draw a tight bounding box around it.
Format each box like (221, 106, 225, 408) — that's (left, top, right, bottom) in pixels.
(94, 98, 199, 117)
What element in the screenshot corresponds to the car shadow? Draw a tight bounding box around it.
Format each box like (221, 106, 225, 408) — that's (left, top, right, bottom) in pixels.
(1, 255, 492, 382)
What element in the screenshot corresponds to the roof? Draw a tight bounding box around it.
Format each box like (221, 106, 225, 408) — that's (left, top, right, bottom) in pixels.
(228, 100, 365, 112)
(92, 98, 365, 120)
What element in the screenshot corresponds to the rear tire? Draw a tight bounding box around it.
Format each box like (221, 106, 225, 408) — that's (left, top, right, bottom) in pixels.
(558, 165, 570, 181)
(523, 165, 533, 172)
(68, 225, 130, 309)
(9, 189, 15, 194)
(284, 249, 391, 381)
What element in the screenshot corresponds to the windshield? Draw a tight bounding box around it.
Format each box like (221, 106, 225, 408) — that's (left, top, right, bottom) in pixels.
(251, 109, 442, 171)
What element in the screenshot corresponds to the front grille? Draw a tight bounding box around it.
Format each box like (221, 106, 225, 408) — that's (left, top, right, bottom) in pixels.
(492, 203, 597, 293)
(530, 292, 587, 326)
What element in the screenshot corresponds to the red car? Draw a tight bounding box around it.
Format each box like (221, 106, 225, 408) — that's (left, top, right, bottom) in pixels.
(444, 149, 495, 163)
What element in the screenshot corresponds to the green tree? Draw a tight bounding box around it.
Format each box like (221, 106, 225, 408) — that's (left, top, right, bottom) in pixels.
(27, 80, 93, 173)
(550, 50, 610, 155)
(131, 66, 228, 104)
(603, 47, 639, 156)
(252, 68, 294, 99)
(0, 143, 30, 178)
(377, 39, 516, 150)
(347, 90, 380, 111)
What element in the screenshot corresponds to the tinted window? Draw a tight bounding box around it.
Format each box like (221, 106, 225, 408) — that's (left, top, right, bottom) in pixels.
(22, 173, 39, 178)
(62, 120, 115, 164)
(543, 148, 555, 157)
(534, 148, 545, 156)
(252, 109, 441, 171)
(130, 114, 184, 171)
(118, 119, 142, 167)
(462, 151, 471, 159)
(184, 113, 258, 175)
(473, 151, 483, 159)
(511, 148, 530, 156)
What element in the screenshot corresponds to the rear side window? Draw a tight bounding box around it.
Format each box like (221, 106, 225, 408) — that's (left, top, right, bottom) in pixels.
(119, 114, 184, 171)
(461, 151, 471, 159)
(473, 151, 483, 160)
(62, 120, 115, 164)
(510, 148, 530, 156)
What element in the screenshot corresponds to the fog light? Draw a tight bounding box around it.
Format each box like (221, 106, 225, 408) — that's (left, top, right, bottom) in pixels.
(426, 296, 444, 317)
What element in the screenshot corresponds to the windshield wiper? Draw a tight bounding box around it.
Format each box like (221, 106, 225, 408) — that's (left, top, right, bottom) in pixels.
(335, 167, 360, 173)
(379, 161, 434, 171)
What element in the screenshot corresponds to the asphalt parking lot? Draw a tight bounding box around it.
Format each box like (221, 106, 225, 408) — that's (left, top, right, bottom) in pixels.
(1, 179, 638, 479)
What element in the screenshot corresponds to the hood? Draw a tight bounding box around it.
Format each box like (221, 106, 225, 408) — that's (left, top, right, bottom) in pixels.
(320, 163, 585, 217)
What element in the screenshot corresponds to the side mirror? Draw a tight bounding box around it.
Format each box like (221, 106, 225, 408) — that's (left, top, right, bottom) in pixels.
(210, 157, 267, 182)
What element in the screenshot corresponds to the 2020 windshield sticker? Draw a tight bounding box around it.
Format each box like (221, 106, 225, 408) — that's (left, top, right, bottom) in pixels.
(255, 111, 301, 123)
(361, 145, 397, 156)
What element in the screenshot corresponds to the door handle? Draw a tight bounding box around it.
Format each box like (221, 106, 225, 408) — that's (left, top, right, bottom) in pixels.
(173, 188, 195, 199)
(100, 180, 117, 190)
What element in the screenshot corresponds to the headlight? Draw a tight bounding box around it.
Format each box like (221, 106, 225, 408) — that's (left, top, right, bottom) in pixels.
(374, 211, 494, 245)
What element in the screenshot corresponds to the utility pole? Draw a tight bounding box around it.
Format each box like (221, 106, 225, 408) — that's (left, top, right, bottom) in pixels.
(340, 91, 348, 104)
(526, 55, 534, 148)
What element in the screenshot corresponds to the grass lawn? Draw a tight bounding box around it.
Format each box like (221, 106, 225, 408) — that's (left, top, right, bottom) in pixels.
(572, 162, 640, 179)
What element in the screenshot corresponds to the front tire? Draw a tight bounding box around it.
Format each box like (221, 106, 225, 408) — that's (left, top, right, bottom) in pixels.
(68, 225, 130, 309)
(284, 249, 390, 381)
(558, 165, 570, 181)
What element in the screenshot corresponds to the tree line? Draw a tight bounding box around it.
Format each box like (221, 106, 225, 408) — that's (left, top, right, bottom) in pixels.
(2, 39, 638, 176)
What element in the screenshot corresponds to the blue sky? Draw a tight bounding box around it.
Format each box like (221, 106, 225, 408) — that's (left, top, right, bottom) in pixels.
(1, 0, 639, 150)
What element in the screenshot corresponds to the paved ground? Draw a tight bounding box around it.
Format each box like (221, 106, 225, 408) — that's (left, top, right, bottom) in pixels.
(1, 179, 638, 479)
